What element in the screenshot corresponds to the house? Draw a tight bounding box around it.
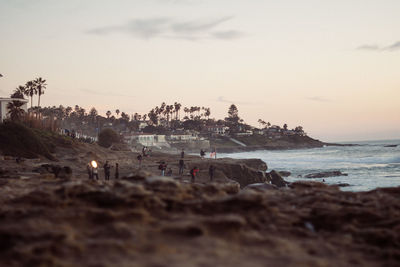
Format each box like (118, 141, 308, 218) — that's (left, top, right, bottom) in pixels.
(235, 130, 253, 137)
(207, 125, 229, 135)
(0, 97, 28, 123)
(138, 121, 149, 131)
(124, 133, 170, 148)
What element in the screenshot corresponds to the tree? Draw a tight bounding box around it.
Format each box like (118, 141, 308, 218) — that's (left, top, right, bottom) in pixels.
(106, 110, 111, 119)
(24, 80, 37, 109)
(174, 102, 181, 120)
(225, 104, 240, 130)
(14, 85, 26, 98)
(65, 106, 72, 117)
(283, 123, 288, 131)
(115, 109, 120, 118)
(98, 128, 119, 148)
(148, 109, 158, 125)
(35, 77, 47, 107)
(7, 93, 25, 121)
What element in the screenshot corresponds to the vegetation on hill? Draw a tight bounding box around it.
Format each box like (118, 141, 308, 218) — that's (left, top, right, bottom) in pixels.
(0, 121, 73, 160)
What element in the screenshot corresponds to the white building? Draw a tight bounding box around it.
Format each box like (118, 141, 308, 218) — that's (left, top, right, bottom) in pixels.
(0, 97, 28, 123)
(125, 133, 170, 148)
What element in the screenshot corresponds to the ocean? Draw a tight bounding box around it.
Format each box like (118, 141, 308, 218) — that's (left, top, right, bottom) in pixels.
(218, 139, 400, 192)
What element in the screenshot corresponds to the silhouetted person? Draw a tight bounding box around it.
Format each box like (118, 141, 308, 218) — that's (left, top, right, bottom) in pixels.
(87, 163, 92, 179)
(200, 149, 205, 159)
(159, 161, 167, 176)
(115, 163, 119, 179)
(181, 149, 185, 158)
(103, 161, 111, 180)
(137, 154, 143, 168)
(178, 159, 184, 175)
(209, 165, 215, 181)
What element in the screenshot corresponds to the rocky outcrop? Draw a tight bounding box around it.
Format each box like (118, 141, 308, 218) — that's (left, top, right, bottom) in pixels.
(186, 158, 268, 188)
(268, 170, 289, 188)
(0, 177, 399, 266)
(305, 171, 348, 178)
(32, 164, 73, 179)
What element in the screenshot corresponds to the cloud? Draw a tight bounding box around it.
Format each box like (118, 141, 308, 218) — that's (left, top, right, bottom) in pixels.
(356, 41, 400, 52)
(87, 17, 244, 41)
(216, 96, 261, 105)
(385, 41, 400, 51)
(307, 96, 331, 102)
(212, 30, 245, 40)
(356, 44, 380, 51)
(80, 89, 135, 98)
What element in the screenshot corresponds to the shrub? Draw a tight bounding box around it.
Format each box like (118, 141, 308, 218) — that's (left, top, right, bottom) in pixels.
(98, 128, 119, 148)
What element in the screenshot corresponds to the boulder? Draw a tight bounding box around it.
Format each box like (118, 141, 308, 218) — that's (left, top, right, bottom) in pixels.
(243, 183, 278, 191)
(33, 164, 72, 179)
(268, 170, 288, 188)
(304, 171, 348, 179)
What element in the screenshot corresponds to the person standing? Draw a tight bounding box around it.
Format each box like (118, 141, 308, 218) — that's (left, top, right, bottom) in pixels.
(137, 154, 143, 168)
(190, 166, 199, 183)
(178, 159, 184, 175)
(87, 163, 93, 179)
(115, 163, 119, 179)
(103, 161, 111, 180)
(180, 149, 185, 159)
(209, 165, 215, 181)
(92, 166, 99, 180)
(200, 149, 206, 159)
(159, 161, 167, 176)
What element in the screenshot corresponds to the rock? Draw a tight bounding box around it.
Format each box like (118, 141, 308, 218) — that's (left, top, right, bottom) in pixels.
(268, 170, 288, 188)
(243, 183, 278, 191)
(304, 171, 348, 178)
(278, 171, 291, 177)
(32, 164, 72, 179)
(384, 145, 398, 148)
(337, 183, 350, 187)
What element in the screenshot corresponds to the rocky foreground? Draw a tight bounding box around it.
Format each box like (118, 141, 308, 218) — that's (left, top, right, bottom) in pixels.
(0, 140, 399, 266)
(0, 175, 399, 266)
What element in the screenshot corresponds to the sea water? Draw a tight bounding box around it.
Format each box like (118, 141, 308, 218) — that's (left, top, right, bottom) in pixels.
(218, 139, 400, 192)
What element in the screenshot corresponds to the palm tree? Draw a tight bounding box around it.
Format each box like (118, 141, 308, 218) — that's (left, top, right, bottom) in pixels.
(35, 77, 47, 107)
(14, 85, 26, 97)
(7, 100, 25, 121)
(24, 80, 37, 109)
(174, 102, 181, 120)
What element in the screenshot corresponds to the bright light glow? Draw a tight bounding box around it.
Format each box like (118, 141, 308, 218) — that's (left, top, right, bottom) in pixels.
(91, 160, 98, 168)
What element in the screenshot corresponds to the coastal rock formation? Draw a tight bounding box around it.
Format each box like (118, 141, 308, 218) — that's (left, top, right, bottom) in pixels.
(305, 171, 348, 178)
(268, 170, 288, 188)
(187, 158, 268, 187)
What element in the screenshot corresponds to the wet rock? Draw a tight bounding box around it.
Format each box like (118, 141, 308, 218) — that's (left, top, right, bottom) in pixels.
(305, 171, 348, 178)
(243, 183, 278, 191)
(268, 170, 288, 188)
(278, 171, 291, 177)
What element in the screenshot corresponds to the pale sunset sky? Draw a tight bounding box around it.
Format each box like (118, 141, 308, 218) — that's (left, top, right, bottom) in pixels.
(0, 0, 399, 142)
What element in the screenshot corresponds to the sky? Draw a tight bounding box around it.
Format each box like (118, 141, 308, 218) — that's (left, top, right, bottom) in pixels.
(0, 0, 399, 142)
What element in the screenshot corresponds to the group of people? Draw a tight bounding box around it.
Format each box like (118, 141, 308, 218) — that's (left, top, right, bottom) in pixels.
(87, 160, 119, 180)
(86, 147, 216, 183)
